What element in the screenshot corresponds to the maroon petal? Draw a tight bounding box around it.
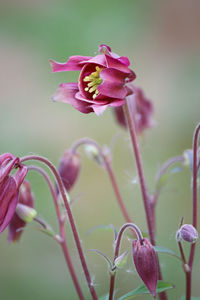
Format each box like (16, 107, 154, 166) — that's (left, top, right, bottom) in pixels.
(50, 55, 92, 72)
(105, 55, 135, 78)
(80, 55, 107, 67)
(75, 91, 109, 105)
(98, 68, 128, 99)
(0, 157, 19, 183)
(13, 166, 28, 189)
(0, 177, 18, 233)
(52, 83, 92, 114)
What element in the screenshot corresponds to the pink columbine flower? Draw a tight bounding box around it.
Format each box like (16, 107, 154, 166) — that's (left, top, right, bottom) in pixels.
(132, 238, 158, 298)
(0, 153, 28, 234)
(8, 180, 35, 242)
(50, 44, 136, 115)
(113, 86, 154, 133)
(176, 224, 199, 243)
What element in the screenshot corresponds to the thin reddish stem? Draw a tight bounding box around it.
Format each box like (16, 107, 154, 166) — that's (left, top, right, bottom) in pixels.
(123, 102, 167, 300)
(108, 223, 143, 300)
(72, 138, 132, 223)
(21, 156, 97, 300)
(28, 165, 84, 300)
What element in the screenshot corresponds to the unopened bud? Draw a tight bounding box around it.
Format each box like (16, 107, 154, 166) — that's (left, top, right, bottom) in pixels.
(16, 204, 37, 223)
(8, 180, 35, 242)
(84, 145, 103, 166)
(176, 224, 198, 243)
(57, 150, 81, 193)
(132, 238, 158, 298)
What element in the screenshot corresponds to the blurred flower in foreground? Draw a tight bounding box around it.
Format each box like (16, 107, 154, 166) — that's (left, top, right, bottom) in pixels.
(113, 86, 154, 134)
(0, 153, 27, 234)
(50, 44, 136, 115)
(8, 180, 36, 242)
(132, 238, 158, 298)
(176, 224, 198, 243)
(56, 150, 81, 194)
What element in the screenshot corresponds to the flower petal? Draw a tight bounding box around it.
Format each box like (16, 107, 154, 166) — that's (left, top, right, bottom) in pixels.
(105, 54, 135, 76)
(75, 91, 109, 105)
(0, 178, 18, 233)
(80, 55, 107, 67)
(52, 83, 92, 114)
(98, 68, 128, 99)
(50, 55, 92, 72)
(92, 105, 108, 115)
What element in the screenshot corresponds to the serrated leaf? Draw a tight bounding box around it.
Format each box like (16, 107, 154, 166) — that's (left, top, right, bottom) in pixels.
(154, 246, 182, 261)
(118, 281, 174, 300)
(180, 297, 200, 300)
(99, 294, 109, 300)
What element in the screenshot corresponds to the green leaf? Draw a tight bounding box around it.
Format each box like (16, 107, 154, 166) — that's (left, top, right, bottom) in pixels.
(99, 294, 109, 300)
(86, 224, 117, 240)
(118, 281, 174, 300)
(88, 249, 112, 270)
(180, 297, 200, 300)
(154, 246, 182, 261)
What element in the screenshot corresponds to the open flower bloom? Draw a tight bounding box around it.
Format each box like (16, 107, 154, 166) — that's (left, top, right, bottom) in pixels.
(0, 153, 28, 234)
(113, 86, 154, 133)
(50, 44, 136, 115)
(8, 180, 35, 242)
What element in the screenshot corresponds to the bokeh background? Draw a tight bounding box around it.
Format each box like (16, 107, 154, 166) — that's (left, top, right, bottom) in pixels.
(0, 0, 200, 299)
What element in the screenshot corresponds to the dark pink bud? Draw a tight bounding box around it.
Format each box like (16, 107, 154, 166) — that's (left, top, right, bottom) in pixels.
(8, 180, 35, 242)
(113, 86, 154, 134)
(57, 150, 81, 193)
(176, 224, 198, 243)
(0, 154, 28, 234)
(132, 238, 158, 298)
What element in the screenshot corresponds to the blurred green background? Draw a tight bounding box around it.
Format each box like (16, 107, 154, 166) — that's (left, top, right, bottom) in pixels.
(0, 0, 200, 299)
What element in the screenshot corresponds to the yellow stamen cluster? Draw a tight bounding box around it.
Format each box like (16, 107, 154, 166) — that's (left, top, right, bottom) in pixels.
(83, 66, 103, 99)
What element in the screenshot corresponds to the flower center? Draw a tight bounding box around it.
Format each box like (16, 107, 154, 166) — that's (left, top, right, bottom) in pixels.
(83, 66, 103, 99)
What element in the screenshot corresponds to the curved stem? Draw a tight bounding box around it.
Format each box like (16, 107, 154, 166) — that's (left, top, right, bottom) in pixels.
(72, 138, 132, 223)
(28, 166, 84, 300)
(21, 156, 97, 300)
(123, 102, 167, 300)
(108, 223, 143, 300)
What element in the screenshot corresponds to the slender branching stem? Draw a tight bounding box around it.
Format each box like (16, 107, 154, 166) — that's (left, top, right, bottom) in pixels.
(108, 223, 143, 300)
(185, 124, 200, 300)
(123, 102, 168, 300)
(21, 156, 98, 300)
(27, 165, 85, 300)
(72, 138, 132, 223)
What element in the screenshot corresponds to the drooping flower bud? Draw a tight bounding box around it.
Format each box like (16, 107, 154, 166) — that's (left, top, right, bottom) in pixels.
(0, 154, 28, 234)
(176, 224, 198, 243)
(56, 150, 81, 193)
(113, 86, 154, 134)
(132, 238, 158, 298)
(8, 180, 35, 242)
